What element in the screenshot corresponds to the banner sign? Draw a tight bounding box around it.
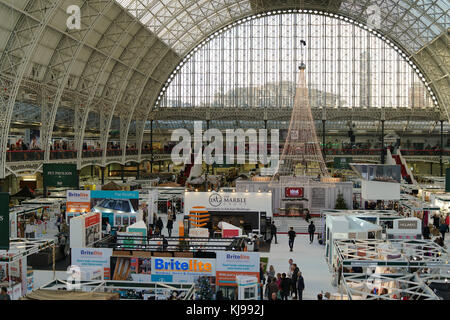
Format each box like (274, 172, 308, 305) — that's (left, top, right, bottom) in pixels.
(285, 187, 304, 198)
(0, 193, 10, 250)
(91, 190, 139, 199)
(184, 192, 272, 216)
(151, 257, 215, 283)
(43, 163, 78, 188)
(66, 190, 91, 215)
(71, 248, 113, 280)
(215, 251, 260, 287)
(397, 220, 418, 230)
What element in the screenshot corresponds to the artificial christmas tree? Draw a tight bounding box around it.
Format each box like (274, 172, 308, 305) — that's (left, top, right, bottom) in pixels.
(274, 62, 330, 179)
(335, 192, 348, 209)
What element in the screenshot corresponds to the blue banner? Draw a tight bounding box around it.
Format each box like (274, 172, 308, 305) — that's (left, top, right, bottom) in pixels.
(91, 190, 139, 199)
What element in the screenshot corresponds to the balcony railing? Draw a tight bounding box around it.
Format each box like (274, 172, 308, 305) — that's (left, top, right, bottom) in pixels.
(5, 148, 449, 162)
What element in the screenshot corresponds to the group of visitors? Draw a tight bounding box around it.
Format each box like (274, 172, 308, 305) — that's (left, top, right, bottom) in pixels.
(148, 210, 175, 238)
(263, 259, 305, 300)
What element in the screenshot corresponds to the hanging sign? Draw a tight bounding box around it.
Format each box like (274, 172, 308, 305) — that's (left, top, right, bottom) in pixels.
(43, 163, 78, 188)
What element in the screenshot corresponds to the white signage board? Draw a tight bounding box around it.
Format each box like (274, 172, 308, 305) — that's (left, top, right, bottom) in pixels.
(71, 248, 113, 280)
(216, 251, 260, 273)
(361, 180, 400, 200)
(184, 192, 272, 217)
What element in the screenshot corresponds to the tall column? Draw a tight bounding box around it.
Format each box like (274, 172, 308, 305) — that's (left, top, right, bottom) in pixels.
(150, 119, 154, 173)
(137, 164, 140, 180)
(205, 119, 210, 190)
(101, 167, 105, 185)
(322, 119, 326, 161)
(121, 164, 124, 182)
(440, 120, 444, 176)
(380, 120, 385, 164)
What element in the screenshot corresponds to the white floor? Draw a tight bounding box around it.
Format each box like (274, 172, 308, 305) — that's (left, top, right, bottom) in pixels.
(260, 234, 336, 300)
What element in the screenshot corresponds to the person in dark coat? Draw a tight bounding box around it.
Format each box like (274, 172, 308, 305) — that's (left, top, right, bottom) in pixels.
(280, 273, 291, 300)
(156, 217, 164, 235)
(297, 272, 305, 300)
(439, 222, 448, 241)
(291, 264, 299, 299)
(423, 224, 430, 239)
(266, 277, 279, 300)
(270, 221, 278, 244)
(308, 221, 316, 244)
(433, 214, 440, 229)
(288, 227, 296, 252)
(166, 219, 173, 237)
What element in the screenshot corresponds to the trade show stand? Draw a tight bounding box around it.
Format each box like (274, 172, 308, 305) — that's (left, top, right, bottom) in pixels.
(0, 238, 56, 300)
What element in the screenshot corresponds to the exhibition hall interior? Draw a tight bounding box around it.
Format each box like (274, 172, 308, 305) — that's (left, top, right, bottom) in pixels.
(0, 0, 449, 301)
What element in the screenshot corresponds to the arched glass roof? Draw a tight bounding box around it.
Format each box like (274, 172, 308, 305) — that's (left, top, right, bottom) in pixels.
(157, 13, 436, 110)
(115, 0, 448, 55)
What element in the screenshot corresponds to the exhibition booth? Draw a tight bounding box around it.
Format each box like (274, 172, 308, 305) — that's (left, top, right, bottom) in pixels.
(65, 190, 142, 230)
(339, 272, 440, 300)
(331, 239, 449, 286)
(386, 218, 422, 240)
(184, 191, 272, 237)
(325, 215, 382, 266)
(0, 238, 56, 300)
(399, 199, 441, 226)
(236, 176, 353, 216)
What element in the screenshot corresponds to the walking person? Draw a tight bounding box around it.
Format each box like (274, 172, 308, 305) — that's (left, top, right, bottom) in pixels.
(291, 264, 299, 299)
(167, 218, 173, 237)
(439, 221, 448, 241)
(288, 227, 296, 252)
(156, 217, 164, 236)
(297, 271, 305, 300)
(270, 221, 278, 244)
(152, 212, 158, 229)
(308, 221, 316, 244)
(280, 273, 291, 300)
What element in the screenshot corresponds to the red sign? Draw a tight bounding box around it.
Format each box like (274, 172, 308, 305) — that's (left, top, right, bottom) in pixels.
(216, 271, 260, 287)
(285, 187, 304, 198)
(85, 213, 100, 227)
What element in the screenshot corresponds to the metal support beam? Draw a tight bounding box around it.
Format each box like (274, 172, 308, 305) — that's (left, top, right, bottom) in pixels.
(322, 119, 326, 161)
(205, 119, 210, 191)
(440, 120, 444, 176)
(101, 166, 105, 185)
(150, 119, 154, 173)
(381, 119, 385, 164)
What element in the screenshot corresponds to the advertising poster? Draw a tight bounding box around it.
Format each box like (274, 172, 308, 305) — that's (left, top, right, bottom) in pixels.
(90, 190, 139, 228)
(71, 248, 113, 280)
(215, 251, 260, 287)
(0, 193, 10, 250)
(85, 212, 101, 247)
(43, 163, 78, 188)
(29, 129, 40, 150)
(151, 257, 216, 283)
(66, 190, 91, 219)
